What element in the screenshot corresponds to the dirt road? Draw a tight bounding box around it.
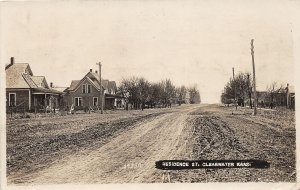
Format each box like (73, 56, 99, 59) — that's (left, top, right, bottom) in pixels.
(7, 104, 295, 184)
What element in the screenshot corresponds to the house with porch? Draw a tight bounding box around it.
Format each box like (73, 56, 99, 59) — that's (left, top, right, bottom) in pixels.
(64, 69, 123, 111)
(5, 57, 63, 113)
(255, 83, 295, 109)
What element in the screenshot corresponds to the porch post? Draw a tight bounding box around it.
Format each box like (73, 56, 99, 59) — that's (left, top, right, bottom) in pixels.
(45, 94, 47, 113)
(34, 95, 37, 116)
(28, 90, 31, 111)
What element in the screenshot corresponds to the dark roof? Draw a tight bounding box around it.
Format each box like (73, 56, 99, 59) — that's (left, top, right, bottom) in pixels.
(108, 81, 117, 90)
(33, 88, 63, 94)
(102, 80, 109, 90)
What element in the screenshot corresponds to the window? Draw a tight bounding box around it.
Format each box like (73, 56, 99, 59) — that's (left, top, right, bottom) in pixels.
(82, 84, 91, 93)
(93, 97, 98, 106)
(82, 84, 86, 93)
(75, 97, 82, 106)
(9, 93, 16, 106)
(87, 84, 91, 93)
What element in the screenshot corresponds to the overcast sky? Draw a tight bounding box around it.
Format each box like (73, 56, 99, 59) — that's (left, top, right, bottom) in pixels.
(1, 0, 296, 103)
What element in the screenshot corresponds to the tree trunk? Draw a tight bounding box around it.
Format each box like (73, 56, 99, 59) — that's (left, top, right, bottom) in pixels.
(249, 93, 252, 109)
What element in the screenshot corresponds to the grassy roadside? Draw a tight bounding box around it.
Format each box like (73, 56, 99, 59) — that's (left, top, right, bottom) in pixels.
(184, 105, 295, 182)
(7, 110, 169, 183)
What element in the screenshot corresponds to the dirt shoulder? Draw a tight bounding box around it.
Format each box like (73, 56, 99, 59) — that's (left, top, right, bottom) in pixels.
(7, 108, 175, 183)
(7, 105, 199, 184)
(184, 105, 296, 182)
(7, 104, 295, 184)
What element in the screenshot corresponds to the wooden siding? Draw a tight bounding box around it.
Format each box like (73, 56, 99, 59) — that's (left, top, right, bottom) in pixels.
(6, 89, 30, 112)
(68, 79, 101, 110)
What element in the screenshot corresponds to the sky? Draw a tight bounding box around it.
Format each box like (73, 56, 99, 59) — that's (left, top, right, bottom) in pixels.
(1, 0, 296, 103)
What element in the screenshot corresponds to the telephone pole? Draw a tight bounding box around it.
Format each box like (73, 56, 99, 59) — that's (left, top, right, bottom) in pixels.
(247, 73, 252, 109)
(233, 67, 237, 110)
(251, 39, 257, 115)
(96, 62, 104, 114)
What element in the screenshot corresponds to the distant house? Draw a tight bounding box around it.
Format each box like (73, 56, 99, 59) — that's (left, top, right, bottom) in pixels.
(256, 83, 295, 109)
(5, 57, 63, 112)
(256, 91, 286, 107)
(286, 84, 295, 110)
(64, 69, 123, 111)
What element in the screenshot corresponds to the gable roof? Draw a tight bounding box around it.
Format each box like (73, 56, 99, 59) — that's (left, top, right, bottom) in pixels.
(102, 80, 109, 90)
(69, 80, 81, 91)
(31, 76, 49, 88)
(22, 74, 38, 88)
(5, 62, 60, 94)
(68, 71, 118, 94)
(6, 63, 35, 88)
(69, 71, 103, 92)
(5, 63, 33, 75)
(88, 72, 100, 81)
(108, 81, 117, 91)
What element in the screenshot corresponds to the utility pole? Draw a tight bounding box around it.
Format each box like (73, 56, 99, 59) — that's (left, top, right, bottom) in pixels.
(251, 39, 257, 115)
(233, 67, 237, 110)
(96, 62, 104, 114)
(247, 73, 252, 109)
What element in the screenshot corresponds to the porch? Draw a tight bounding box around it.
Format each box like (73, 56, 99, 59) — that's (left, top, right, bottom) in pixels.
(32, 88, 63, 112)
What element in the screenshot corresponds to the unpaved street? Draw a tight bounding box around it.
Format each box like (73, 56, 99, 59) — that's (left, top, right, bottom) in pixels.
(7, 104, 295, 184)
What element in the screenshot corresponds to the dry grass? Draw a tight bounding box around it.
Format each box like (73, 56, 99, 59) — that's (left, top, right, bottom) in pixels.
(6, 109, 169, 183)
(183, 105, 296, 182)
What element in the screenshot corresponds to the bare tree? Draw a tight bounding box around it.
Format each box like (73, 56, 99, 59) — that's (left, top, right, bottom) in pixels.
(175, 85, 187, 106)
(118, 76, 200, 109)
(118, 77, 139, 110)
(188, 85, 201, 104)
(160, 79, 176, 107)
(266, 82, 284, 109)
(137, 77, 150, 110)
(222, 72, 252, 107)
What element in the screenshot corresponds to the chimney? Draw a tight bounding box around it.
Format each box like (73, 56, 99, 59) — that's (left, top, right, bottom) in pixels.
(95, 70, 98, 74)
(90, 69, 92, 72)
(10, 57, 14, 65)
(50, 82, 53, 88)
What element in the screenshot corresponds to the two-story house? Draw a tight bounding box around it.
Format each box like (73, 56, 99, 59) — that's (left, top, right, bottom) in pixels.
(64, 69, 123, 111)
(5, 57, 63, 112)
